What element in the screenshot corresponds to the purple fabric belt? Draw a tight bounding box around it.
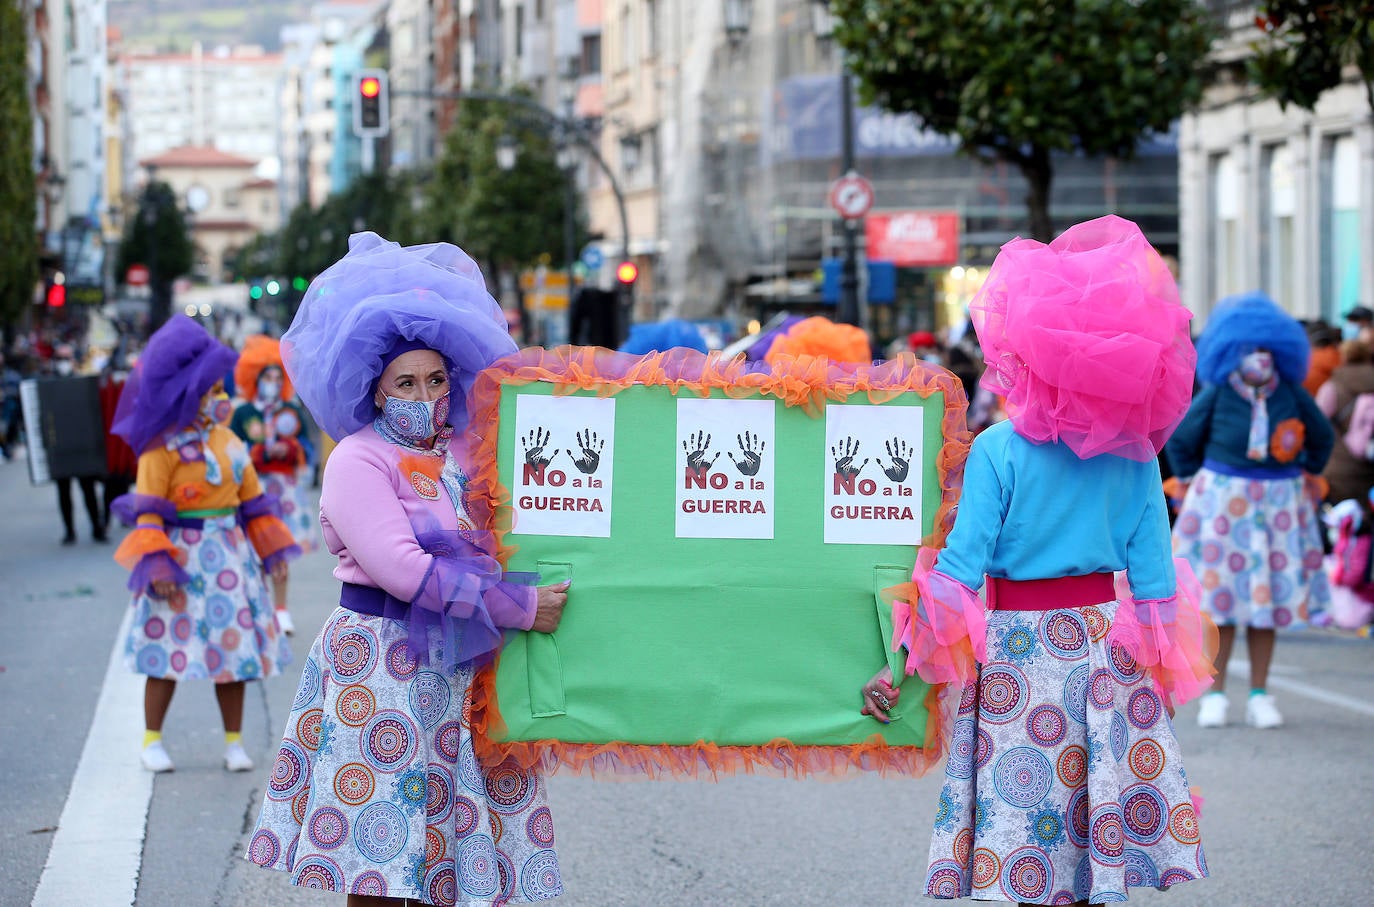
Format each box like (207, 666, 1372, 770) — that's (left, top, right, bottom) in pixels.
(339, 582, 402, 619)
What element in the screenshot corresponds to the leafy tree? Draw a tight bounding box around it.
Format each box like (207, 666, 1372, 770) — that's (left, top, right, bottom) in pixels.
(829, 0, 1215, 240)
(1250, 1, 1374, 112)
(117, 181, 195, 331)
(427, 94, 584, 283)
(0, 0, 37, 329)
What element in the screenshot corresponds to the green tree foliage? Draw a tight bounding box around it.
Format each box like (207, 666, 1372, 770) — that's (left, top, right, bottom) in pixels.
(829, 0, 1215, 240)
(117, 181, 195, 330)
(427, 95, 583, 273)
(0, 0, 38, 328)
(1250, 1, 1374, 112)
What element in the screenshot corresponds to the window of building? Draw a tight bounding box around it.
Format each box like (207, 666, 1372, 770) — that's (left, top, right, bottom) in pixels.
(224, 187, 241, 209)
(620, 5, 635, 71)
(1322, 134, 1362, 321)
(1210, 152, 1242, 303)
(516, 5, 525, 56)
(645, 0, 658, 58)
(581, 34, 601, 76)
(1261, 143, 1295, 309)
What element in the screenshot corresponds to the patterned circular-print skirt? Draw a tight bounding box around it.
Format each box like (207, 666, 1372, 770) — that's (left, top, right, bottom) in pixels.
(923, 603, 1207, 904)
(261, 470, 321, 553)
(1172, 467, 1329, 628)
(123, 517, 291, 682)
(247, 607, 562, 906)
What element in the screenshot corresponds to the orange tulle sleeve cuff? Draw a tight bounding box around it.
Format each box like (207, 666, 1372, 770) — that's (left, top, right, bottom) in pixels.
(1108, 559, 1219, 708)
(245, 514, 301, 568)
(884, 547, 987, 688)
(114, 525, 184, 571)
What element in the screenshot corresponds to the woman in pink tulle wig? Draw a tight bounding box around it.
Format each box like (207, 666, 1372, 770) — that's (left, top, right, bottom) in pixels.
(862, 216, 1215, 905)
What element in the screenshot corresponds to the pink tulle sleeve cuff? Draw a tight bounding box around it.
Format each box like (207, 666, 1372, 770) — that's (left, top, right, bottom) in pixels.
(885, 548, 987, 687)
(1108, 559, 1219, 708)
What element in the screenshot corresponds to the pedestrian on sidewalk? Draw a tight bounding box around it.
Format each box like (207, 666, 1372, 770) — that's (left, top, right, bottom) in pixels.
(863, 216, 1215, 905)
(246, 233, 570, 905)
(1167, 291, 1335, 730)
(109, 314, 299, 774)
(230, 334, 319, 636)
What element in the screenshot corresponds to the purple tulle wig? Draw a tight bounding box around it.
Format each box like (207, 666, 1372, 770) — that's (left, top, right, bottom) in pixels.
(111, 315, 239, 454)
(282, 232, 518, 440)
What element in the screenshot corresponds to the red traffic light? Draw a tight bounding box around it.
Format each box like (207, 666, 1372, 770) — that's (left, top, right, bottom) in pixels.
(360, 76, 381, 98)
(616, 261, 639, 285)
(47, 283, 66, 308)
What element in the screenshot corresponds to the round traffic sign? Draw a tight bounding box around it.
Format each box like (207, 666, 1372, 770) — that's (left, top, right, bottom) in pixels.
(126, 263, 150, 286)
(828, 172, 875, 220)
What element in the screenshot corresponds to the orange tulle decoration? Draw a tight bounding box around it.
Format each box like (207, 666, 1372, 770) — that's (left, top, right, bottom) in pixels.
(461, 346, 974, 778)
(245, 514, 296, 561)
(1108, 560, 1221, 709)
(764, 316, 872, 366)
(114, 526, 185, 571)
(234, 335, 294, 401)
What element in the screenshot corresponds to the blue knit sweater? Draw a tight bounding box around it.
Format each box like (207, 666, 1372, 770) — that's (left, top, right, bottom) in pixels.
(1164, 381, 1334, 478)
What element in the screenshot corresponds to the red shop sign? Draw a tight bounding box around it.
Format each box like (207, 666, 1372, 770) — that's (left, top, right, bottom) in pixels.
(864, 211, 960, 267)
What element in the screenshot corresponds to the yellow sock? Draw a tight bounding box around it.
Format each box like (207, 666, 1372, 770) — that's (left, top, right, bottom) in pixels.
(225, 731, 242, 746)
(143, 730, 162, 749)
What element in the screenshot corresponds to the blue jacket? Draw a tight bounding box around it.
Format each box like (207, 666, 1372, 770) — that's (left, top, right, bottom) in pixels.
(1164, 381, 1334, 478)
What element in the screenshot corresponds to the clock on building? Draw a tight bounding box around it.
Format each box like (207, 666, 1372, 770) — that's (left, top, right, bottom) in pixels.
(185, 184, 210, 213)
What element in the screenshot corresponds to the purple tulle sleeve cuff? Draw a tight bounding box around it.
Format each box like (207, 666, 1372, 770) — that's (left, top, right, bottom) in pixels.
(886, 547, 987, 687)
(111, 493, 177, 527)
(1108, 560, 1220, 708)
(404, 529, 539, 670)
(126, 551, 192, 594)
(261, 544, 303, 573)
(239, 493, 283, 521)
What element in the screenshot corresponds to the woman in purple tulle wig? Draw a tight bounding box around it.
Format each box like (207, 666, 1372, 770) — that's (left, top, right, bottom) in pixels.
(245, 233, 570, 906)
(110, 314, 300, 775)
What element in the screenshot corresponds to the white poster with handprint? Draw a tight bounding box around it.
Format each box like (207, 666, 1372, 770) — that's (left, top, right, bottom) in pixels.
(675, 398, 775, 539)
(511, 395, 615, 537)
(823, 404, 923, 545)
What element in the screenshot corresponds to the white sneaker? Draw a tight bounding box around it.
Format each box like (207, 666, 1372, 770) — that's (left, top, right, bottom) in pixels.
(224, 741, 255, 772)
(140, 741, 175, 773)
(1196, 692, 1228, 728)
(275, 609, 295, 636)
(1246, 693, 1284, 729)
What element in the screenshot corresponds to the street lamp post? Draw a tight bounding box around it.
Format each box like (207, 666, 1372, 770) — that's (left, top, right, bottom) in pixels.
(813, 2, 862, 328)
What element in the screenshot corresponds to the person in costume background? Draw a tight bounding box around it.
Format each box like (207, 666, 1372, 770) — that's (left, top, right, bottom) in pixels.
(246, 233, 570, 906)
(863, 216, 1214, 905)
(231, 334, 319, 636)
(1166, 292, 1333, 731)
(109, 315, 299, 774)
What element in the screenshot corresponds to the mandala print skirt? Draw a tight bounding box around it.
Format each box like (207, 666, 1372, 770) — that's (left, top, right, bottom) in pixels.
(924, 603, 1207, 904)
(123, 517, 291, 682)
(262, 470, 321, 553)
(247, 607, 562, 906)
(1171, 467, 1329, 628)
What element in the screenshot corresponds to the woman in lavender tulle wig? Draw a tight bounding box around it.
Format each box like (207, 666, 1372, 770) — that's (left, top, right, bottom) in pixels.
(862, 216, 1215, 905)
(245, 233, 570, 906)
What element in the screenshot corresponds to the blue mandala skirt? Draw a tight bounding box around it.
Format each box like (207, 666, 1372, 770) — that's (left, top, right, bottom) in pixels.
(247, 607, 562, 906)
(923, 603, 1207, 903)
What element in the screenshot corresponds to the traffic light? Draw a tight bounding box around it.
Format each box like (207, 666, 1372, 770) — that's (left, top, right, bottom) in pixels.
(47, 272, 66, 308)
(266, 279, 282, 297)
(353, 69, 390, 138)
(616, 261, 639, 286)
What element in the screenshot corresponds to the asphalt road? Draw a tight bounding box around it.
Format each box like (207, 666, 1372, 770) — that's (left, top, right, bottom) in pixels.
(3, 453, 1372, 906)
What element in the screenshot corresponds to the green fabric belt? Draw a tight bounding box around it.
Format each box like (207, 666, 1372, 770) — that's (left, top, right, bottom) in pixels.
(177, 507, 237, 518)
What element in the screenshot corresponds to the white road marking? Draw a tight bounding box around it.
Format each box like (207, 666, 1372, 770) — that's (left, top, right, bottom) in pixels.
(1230, 658, 1374, 718)
(32, 616, 151, 906)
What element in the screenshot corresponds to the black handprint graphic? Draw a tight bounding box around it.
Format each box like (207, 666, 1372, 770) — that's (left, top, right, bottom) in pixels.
(566, 428, 605, 475)
(830, 436, 868, 480)
(876, 437, 912, 483)
(682, 430, 721, 475)
(522, 427, 560, 469)
(727, 431, 766, 476)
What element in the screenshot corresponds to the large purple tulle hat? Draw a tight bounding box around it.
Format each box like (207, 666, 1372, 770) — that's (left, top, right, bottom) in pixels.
(112, 314, 238, 454)
(971, 215, 1196, 462)
(282, 232, 517, 441)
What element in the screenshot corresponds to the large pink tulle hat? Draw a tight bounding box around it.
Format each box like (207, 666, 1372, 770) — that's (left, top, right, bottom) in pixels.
(971, 215, 1196, 462)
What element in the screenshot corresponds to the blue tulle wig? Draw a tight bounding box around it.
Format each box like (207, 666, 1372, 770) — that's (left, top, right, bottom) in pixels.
(618, 319, 709, 355)
(1195, 291, 1309, 386)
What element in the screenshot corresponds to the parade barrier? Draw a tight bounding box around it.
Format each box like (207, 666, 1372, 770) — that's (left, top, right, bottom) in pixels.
(466, 347, 972, 778)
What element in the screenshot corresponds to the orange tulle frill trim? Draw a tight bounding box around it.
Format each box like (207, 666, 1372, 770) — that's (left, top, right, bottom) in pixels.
(470, 660, 958, 780)
(245, 514, 297, 561)
(463, 346, 973, 778)
(114, 525, 185, 571)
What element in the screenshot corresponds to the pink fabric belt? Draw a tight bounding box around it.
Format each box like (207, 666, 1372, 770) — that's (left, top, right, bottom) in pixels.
(987, 573, 1116, 611)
